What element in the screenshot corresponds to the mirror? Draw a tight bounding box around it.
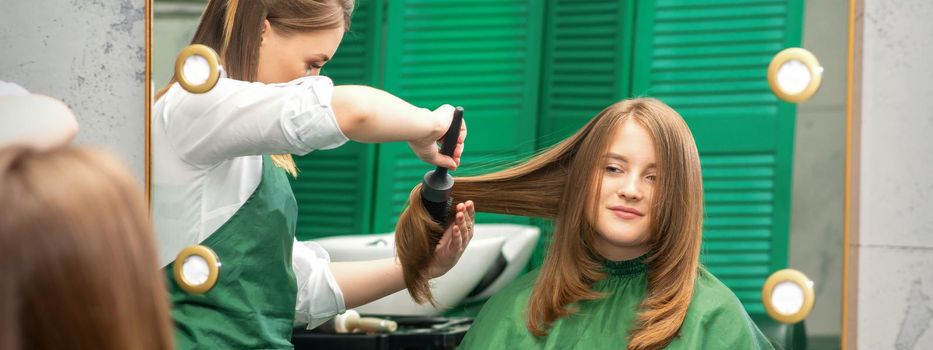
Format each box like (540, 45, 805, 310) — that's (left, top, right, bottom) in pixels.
(149, 0, 850, 348)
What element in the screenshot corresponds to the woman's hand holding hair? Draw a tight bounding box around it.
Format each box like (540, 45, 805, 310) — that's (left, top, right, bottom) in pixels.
(407, 104, 467, 171)
(330, 200, 475, 309)
(426, 200, 475, 279)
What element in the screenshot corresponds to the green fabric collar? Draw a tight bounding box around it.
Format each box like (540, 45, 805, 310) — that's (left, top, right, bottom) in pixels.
(601, 254, 648, 277)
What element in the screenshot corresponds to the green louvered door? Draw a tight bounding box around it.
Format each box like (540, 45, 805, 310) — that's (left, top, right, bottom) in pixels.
(290, 0, 384, 240)
(631, 0, 804, 315)
(538, 0, 634, 146)
(372, 0, 545, 232)
(289, 1, 805, 316)
(531, 0, 637, 268)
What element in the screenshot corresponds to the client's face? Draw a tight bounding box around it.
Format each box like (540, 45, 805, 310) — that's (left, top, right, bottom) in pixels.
(591, 120, 656, 261)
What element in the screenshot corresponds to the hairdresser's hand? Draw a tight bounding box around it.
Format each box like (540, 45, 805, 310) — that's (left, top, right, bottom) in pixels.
(408, 104, 467, 171)
(427, 201, 475, 279)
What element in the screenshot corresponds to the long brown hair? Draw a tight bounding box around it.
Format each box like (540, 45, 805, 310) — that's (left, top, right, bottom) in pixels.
(0, 146, 173, 350)
(156, 0, 355, 177)
(395, 98, 704, 349)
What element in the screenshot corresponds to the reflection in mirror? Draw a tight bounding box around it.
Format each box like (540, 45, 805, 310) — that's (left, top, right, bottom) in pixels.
(149, 0, 850, 349)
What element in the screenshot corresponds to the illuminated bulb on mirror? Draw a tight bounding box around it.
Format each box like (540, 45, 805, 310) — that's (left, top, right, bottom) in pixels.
(175, 44, 222, 94)
(762, 269, 815, 324)
(182, 54, 211, 87)
(768, 48, 823, 103)
(182, 254, 211, 286)
(173, 245, 221, 294)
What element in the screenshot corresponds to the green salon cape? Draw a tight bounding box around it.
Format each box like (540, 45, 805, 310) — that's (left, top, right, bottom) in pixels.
(460, 256, 774, 349)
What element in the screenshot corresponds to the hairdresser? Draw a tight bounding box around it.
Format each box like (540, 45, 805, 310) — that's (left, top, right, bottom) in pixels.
(151, 0, 475, 348)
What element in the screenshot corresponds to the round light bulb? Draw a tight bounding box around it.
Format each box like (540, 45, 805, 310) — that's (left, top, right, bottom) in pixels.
(182, 254, 211, 286)
(771, 280, 805, 315)
(776, 59, 811, 95)
(767, 48, 823, 103)
(174, 44, 222, 94)
(761, 268, 816, 324)
(182, 54, 211, 86)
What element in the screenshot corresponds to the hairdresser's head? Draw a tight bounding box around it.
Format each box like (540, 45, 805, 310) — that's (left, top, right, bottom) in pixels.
(574, 98, 704, 262)
(0, 146, 172, 350)
(191, 0, 355, 83)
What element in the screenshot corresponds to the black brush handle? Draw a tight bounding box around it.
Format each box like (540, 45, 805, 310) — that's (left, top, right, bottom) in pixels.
(431, 107, 464, 179)
(439, 107, 464, 157)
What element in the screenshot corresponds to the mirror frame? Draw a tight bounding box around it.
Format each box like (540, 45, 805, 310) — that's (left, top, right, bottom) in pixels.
(142, 0, 862, 347)
(843, 0, 862, 348)
(145, 0, 152, 205)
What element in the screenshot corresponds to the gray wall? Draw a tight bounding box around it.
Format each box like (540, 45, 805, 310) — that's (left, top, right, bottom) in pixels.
(0, 0, 147, 181)
(856, 0, 933, 348)
(789, 0, 847, 342)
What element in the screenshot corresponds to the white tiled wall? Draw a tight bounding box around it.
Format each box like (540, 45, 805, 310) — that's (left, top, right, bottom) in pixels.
(857, 0, 933, 347)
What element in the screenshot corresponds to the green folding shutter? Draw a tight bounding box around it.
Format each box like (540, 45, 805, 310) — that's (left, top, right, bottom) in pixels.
(531, 0, 636, 268)
(290, 0, 384, 240)
(538, 0, 635, 147)
(373, 0, 545, 233)
(631, 0, 804, 314)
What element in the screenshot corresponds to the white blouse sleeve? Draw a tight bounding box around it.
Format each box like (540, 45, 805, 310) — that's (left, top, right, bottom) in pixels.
(292, 239, 346, 329)
(160, 76, 349, 166)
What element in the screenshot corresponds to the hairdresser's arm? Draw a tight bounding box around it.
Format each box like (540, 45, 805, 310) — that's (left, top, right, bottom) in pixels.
(328, 258, 405, 309)
(332, 85, 466, 170)
(165, 77, 351, 166)
(330, 201, 475, 308)
(164, 78, 464, 168)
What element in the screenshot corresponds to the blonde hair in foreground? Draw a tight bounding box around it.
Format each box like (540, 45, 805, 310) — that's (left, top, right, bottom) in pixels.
(156, 0, 355, 177)
(395, 98, 704, 349)
(0, 146, 173, 350)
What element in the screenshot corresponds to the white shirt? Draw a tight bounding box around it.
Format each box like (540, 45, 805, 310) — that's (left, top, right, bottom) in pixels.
(152, 76, 349, 328)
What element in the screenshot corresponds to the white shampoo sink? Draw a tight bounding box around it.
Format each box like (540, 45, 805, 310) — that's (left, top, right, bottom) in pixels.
(309, 224, 540, 315)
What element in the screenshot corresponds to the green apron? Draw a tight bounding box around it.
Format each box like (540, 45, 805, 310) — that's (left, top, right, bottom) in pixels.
(165, 155, 299, 349)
